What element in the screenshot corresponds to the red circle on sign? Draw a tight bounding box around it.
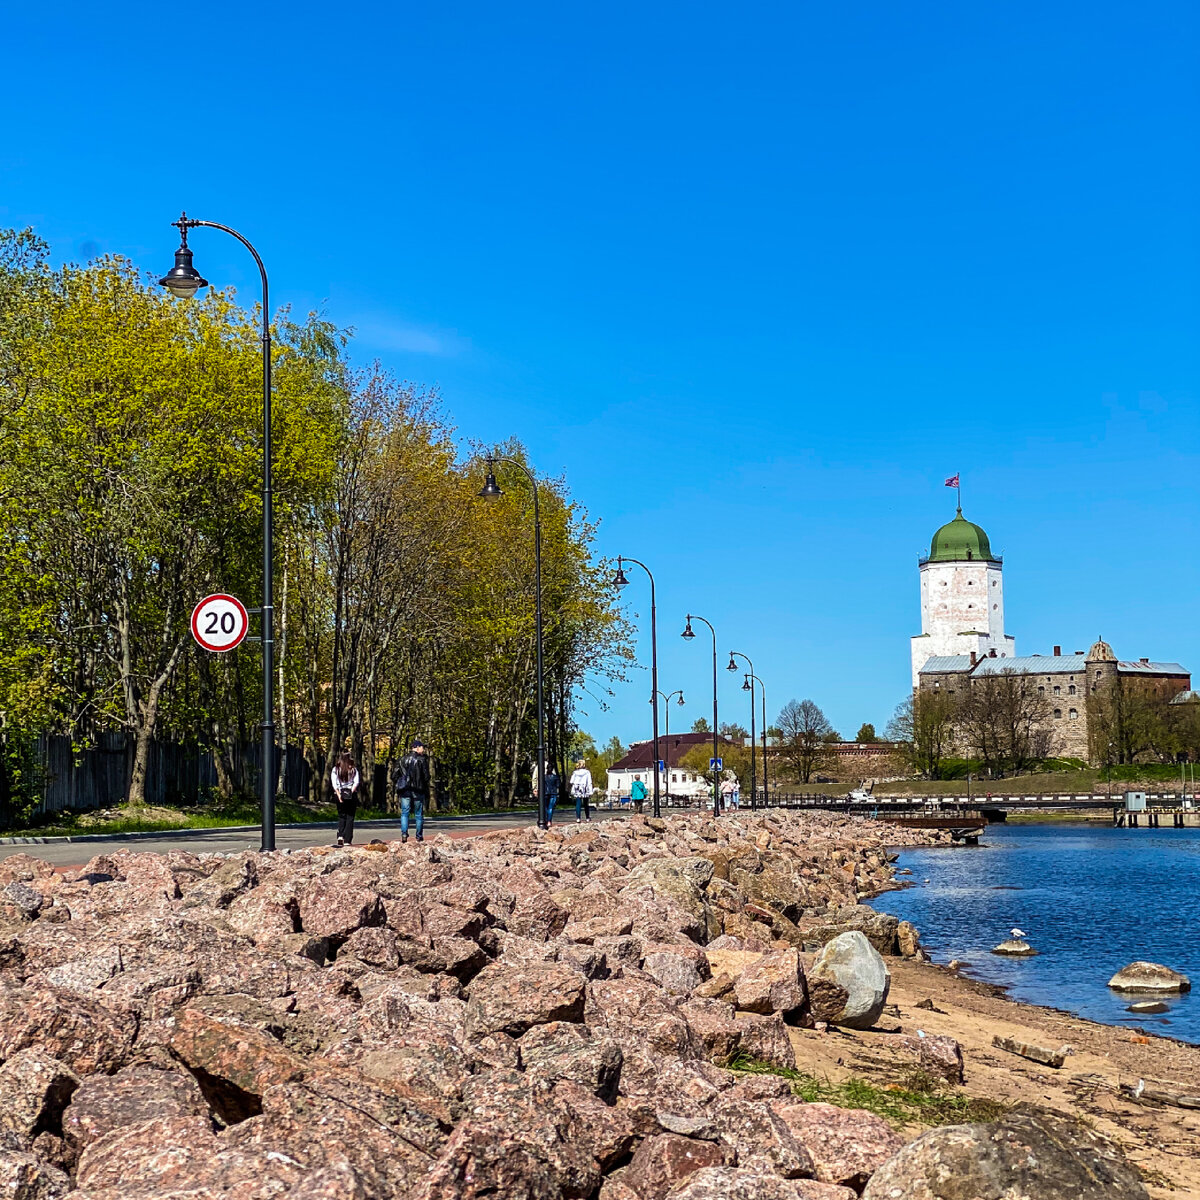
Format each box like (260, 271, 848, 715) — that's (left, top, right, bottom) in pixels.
(191, 594, 250, 653)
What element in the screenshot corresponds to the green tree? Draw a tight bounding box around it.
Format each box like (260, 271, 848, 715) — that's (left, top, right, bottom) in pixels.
(691, 717, 711, 734)
(887, 691, 957, 779)
(775, 699, 835, 784)
(855, 722, 877, 742)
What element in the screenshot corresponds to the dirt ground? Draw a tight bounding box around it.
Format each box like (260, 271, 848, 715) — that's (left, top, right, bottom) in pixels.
(789, 956, 1200, 1198)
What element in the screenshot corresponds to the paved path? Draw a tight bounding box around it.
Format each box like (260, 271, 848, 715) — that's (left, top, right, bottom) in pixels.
(0, 807, 657, 869)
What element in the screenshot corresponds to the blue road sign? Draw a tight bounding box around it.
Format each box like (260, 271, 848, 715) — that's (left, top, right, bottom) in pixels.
(710, 757, 723, 769)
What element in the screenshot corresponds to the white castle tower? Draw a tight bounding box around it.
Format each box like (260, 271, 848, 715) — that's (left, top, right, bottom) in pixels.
(910, 507, 1015, 686)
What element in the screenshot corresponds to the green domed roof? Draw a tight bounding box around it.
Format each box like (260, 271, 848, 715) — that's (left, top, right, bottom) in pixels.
(927, 509, 995, 563)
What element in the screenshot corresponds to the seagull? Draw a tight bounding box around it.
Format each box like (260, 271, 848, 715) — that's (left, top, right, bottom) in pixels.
(1010, 928, 1026, 938)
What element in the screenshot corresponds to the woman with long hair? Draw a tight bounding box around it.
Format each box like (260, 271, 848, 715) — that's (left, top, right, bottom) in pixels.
(330, 750, 360, 847)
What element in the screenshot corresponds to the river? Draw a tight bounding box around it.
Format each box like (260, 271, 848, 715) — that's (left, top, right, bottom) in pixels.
(868, 821, 1200, 1044)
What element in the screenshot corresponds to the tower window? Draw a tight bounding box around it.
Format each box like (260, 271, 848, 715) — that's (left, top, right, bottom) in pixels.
(1053, 686, 1061, 696)
(1068, 685, 1076, 695)
(1053, 709, 1062, 719)
(1069, 708, 1078, 720)
(1038, 686, 1044, 694)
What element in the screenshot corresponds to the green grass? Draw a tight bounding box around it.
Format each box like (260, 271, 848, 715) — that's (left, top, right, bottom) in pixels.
(729, 1054, 1009, 1127)
(879, 762, 1197, 798)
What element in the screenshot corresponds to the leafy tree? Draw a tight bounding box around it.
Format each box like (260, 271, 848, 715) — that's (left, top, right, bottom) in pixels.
(956, 670, 1050, 775)
(691, 717, 711, 734)
(887, 691, 956, 779)
(719, 721, 748, 740)
(855, 723, 877, 743)
(775, 699, 835, 784)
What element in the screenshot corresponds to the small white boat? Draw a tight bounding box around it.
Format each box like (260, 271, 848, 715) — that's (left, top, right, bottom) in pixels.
(848, 787, 873, 803)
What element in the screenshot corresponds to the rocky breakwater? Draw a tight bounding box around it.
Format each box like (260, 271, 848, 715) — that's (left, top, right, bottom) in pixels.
(0, 811, 1145, 1200)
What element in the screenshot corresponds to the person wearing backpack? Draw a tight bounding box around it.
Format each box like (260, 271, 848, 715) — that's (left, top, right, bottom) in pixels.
(544, 764, 560, 825)
(330, 751, 360, 847)
(630, 776, 648, 814)
(396, 739, 431, 843)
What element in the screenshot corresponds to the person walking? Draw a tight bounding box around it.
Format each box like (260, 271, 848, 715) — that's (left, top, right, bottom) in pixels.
(544, 764, 560, 825)
(569, 758, 594, 822)
(331, 751, 360, 847)
(630, 776, 648, 814)
(396, 738, 431, 843)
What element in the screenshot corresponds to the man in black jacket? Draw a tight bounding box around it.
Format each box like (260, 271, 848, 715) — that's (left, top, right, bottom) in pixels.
(397, 739, 430, 843)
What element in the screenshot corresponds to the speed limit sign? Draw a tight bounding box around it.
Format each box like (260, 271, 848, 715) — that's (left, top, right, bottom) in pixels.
(191, 594, 250, 653)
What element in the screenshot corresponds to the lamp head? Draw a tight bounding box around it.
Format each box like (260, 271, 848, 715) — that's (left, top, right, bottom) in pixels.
(677, 692, 685, 706)
(478, 457, 503, 499)
(742, 675, 752, 692)
(159, 214, 208, 300)
(681, 619, 695, 640)
(613, 558, 630, 588)
(726, 654, 738, 672)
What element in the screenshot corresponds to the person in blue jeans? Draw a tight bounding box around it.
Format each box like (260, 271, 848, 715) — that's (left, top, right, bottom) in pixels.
(396, 739, 430, 843)
(543, 765, 560, 825)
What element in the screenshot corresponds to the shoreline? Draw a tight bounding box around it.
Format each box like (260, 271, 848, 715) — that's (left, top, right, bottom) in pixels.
(789, 949, 1200, 1198)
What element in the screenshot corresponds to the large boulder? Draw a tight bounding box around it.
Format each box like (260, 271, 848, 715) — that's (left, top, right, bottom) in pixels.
(775, 1103, 903, 1191)
(668, 1168, 857, 1198)
(0, 1150, 70, 1200)
(622, 1132, 731, 1200)
(62, 1064, 211, 1151)
(465, 962, 587, 1038)
(806, 932, 888, 1029)
(860, 1108, 1149, 1200)
(1107, 961, 1191, 993)
(732, 949, 807, 1020)
(0, 1050, 80, 1146)
(799, 906, 899, 955)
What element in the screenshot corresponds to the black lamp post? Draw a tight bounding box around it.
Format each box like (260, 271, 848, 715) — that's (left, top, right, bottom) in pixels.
(682, 614, 720, 816)
(613, 556, 661, 817)
(654, 689, 684, 807)
(743, 671, 769, 809)
(727, 651, 757, 809)
(161, 213, 276, 852)
(479, 456, 548, 829)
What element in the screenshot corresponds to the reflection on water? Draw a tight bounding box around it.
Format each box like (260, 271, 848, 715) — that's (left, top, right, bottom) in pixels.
(869, 823, 1200, 1043)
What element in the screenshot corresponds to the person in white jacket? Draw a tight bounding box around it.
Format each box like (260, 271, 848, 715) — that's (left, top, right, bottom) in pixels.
(569, 759, 594, 822)
(331, 751, 360, 847)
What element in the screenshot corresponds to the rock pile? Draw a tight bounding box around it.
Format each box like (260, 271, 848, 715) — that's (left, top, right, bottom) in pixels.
(0, 812, 1134, 1199)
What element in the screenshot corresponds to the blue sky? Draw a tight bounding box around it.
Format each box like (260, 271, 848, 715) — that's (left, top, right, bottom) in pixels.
(3, 1, 1197, 748)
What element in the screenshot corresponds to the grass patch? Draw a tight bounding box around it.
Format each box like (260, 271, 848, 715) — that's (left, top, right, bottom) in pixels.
(729, 1054, 1009, 1127)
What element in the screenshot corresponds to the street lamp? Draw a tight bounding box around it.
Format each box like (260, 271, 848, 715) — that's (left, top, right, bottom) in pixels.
(479, 455, 548, 829)
(727, 651, 758, 810)
(654, 689, 684, 808)
(161, 213, 276, 852)
(613, 556, 661, 817)
(742, 672, 769, 808)
(682, 614, 720, 817)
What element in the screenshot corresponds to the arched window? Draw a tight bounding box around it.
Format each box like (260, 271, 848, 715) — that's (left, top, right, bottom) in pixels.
(1068, 708, 1078, 720)
(1053, 685, 1061, 696)
(1068, 685, 1076, 695)
(1053, 709, 1062, 719)
(1038, 685, 1044, 694)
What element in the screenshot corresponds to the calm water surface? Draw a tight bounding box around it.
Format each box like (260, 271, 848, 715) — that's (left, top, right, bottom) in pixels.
(869, 822, 1200, 1043)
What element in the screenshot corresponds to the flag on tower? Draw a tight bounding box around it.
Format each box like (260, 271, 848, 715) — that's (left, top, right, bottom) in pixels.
(944, 474, 960, 488)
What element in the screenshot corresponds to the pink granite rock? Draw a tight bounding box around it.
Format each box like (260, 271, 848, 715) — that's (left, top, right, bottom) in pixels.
(775, 1103, 903, 1191)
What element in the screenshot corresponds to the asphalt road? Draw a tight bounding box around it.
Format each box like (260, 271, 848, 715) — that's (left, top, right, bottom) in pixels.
(0, 806, 649, 869)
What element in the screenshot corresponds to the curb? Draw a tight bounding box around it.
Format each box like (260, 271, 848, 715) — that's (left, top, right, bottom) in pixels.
(0, 809, 539, 846)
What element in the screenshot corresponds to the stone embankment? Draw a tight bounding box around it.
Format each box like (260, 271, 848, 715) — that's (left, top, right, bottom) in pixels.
(0, 812, 1147, 1200)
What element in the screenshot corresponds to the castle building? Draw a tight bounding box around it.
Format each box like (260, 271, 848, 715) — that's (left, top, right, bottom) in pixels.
(909, 508, 1015, 688)
(911, 508, 1189, 761)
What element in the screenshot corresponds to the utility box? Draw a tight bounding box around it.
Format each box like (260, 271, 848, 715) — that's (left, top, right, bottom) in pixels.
(1124, 791, 1147, 812)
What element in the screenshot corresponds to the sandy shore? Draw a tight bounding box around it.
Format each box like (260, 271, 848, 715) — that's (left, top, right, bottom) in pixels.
(788, 953, 1200, 1198)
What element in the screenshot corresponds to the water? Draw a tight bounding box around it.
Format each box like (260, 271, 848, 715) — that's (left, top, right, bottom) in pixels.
(869, 822, 1200, 1043)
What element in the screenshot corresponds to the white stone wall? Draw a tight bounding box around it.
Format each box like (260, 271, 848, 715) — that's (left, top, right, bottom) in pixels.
(607, 766, 722, 802)
(910, 560, 1016, 686)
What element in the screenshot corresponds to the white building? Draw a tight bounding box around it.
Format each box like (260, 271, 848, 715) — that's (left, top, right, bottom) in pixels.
(606, 732, 737, 804)
(910, 507, 1015, 687)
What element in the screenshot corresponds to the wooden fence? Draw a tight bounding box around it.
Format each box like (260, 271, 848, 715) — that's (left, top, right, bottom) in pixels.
(34, 734, 315, 816)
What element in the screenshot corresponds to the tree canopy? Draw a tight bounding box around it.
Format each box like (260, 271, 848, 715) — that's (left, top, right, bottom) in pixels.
(0, 229, 629, 815)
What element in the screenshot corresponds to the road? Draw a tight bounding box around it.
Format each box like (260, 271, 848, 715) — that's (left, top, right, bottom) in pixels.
(0, 810, 551, 869)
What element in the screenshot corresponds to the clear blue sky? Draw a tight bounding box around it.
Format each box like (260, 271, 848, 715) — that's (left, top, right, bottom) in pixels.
(3, 1, 1197, 749)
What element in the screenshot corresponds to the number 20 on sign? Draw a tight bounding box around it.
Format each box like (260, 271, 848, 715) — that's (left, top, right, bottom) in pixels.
(191, 594, 250, 653)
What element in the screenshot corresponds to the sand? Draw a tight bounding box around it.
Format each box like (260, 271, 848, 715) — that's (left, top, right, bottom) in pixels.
(788, 955, 1200, 1198)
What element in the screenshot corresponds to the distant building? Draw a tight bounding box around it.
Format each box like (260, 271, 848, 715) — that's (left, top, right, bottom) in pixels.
(607, 732, 736, 801)
(911, 507, 1190, 762)
(910, 507, 1015, 688)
